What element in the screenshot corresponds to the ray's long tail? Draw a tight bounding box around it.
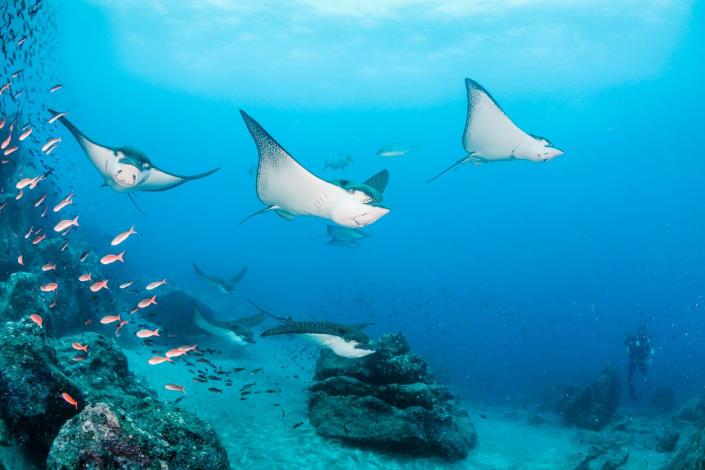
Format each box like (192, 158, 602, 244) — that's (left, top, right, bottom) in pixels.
(427, 157, 468, 183)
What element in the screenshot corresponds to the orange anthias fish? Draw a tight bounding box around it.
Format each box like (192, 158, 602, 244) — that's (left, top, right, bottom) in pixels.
(17, 255, 24, 265)
(100, 251, 125, 265)
(30, 314, 43, 327)
(61, 392, 78, 410)
(72, 342, 88, 352)
(178, 344, 197, 353)
(16, 176, 42, 190)
(165, 348, 187, 359)
(136, 328, 159, 338)
(42, 137, 61, 153)
(53, 216, 79, 232)
(53, 192, 74, 212)
(78, 273, 92, 282)
(115, 320, 128, 336)
(40, 282, 58, 292)
(111, 226, 137, 246)
(41, 263, 56, 272)
(90, 280, 109, 292)
(148, 356, 172, 365)
(146, 279, 167, 291)
(119, 281, 133, 289)
(164, 384, 185, 393)
(32, 233, 46, 245)
(137, 296, 157, 309)
(100, 315, 121, 325)
(18, 126, 32, 141)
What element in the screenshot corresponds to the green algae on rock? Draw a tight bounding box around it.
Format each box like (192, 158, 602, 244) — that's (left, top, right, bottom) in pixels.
(308, 333, 476, 461)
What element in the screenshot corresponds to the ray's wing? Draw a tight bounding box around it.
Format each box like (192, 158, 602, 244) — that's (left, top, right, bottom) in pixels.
(462, 78, 526, 156)
(139, 166, 219, 192)
(48, 109, 117, 179)
(233, 312, 266, 329)
(363, 169, 389, 194)
(228, 266, 248, 286)
(240, 110, 350, 216)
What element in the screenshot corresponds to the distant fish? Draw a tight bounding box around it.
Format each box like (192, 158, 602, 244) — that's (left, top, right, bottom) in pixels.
(119, 281, 133, 289)
(53, 216, 78, 232)
(90, 280, 109, 292)
(377, 143, 415, 158)
(100, 315, 121, 324)
(78, 273, 92, 282)
(145, 279, 167, 291)
(3, 146, 18, 157)
(61, 392, 78, 410)
(111, 225, 136, 246)
(148, 356, 172, 365)
(16, 176, 42, 190)
(42, 137, 61, 153)
(427, 78, 563, 182)
(34, 193, 46, 207)
(322, 153, 353, 171)
(53, 192, 74, 213)
(41, 263, 56, 271)
(32, 233, 46, 245)
(165, 348, 187, 359)
(18, 126, 32, 141)
(164, 384, 185, 393)
(30, 314, 43, 327)
(17, 255, 24, 265)
(137, 296, 157, 309)
(49, 84, 63, 93)
(72, 342, 88, 352)
(40, 282, 58, 292)
(100, 251, 125, 265)
(136, 328, 159, 338)
(208, 387, 223, 394)
(292, 422, 304, 429)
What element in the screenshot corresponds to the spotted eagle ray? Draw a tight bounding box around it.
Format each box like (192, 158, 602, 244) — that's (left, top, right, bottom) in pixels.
(193, 307, 265, 345)
(239, 110, 389, 228)
(192, 262, 247, 294)
(428, 78, 563, 182)
(252, 300, 375, 358)
(48, 109, 219, 209)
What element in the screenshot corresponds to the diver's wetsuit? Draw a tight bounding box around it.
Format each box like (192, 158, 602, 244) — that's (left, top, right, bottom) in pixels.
(625, 327, 654, 401)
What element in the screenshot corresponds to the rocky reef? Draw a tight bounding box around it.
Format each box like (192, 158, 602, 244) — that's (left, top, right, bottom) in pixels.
(561, 369, 621, 431)
(308, 333, 476, 461)
(0, 317, 229, 468)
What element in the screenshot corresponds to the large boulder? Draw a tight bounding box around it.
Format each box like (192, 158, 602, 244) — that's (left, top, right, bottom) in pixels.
(308, 333, 476, 461)
(0, 322, 230, 468)
(562, 369, 621, 431)
(0, 319, 82, 457)
(665, 425, 705, 469)
(47, 402, 229, 470)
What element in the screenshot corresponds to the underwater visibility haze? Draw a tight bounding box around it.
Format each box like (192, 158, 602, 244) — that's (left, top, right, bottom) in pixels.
(1, 0, 705, 468)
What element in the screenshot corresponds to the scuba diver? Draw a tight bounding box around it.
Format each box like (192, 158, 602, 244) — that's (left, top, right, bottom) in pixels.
(624, 324, 655, 401)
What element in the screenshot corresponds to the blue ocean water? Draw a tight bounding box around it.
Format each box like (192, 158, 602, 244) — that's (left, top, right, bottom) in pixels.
(3, 0, 705, 467)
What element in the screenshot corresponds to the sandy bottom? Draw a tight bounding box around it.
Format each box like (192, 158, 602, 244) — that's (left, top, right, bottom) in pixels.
(119, 336, 680, 469)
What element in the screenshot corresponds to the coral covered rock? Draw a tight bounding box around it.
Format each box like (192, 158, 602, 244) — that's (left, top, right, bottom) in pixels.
(562, 369, 621, 431)
(665, 425, 705, 469)
(47, 402, 229, 470)
(0, 319, 82, 457)
(308, 333, 476, 461)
